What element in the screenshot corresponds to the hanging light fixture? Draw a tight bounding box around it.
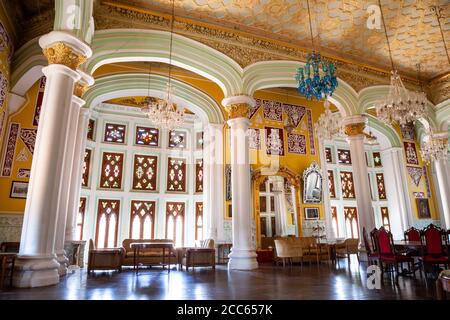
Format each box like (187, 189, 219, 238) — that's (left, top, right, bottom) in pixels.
(295, 0, 338, 100)
(314, 100, 342, 140)
(420, 130, 449, 164)
(142, 0, 184, 130)
(374, 0, 427, 126)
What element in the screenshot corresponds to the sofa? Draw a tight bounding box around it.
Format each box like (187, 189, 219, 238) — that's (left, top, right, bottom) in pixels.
(273, 236, 330, 266)
(87, 239, 124, 274)
(121, 239, 177, 268)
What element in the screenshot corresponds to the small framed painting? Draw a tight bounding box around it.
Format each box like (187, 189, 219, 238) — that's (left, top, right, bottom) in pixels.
(10, 181, 29, 199)
(304, 207, 319, 220)
(416, 198, 431, 219)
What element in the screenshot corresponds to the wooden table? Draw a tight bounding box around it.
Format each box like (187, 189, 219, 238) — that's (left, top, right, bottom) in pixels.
(130, 242, 175, 274)
(0, 253, 16, 288)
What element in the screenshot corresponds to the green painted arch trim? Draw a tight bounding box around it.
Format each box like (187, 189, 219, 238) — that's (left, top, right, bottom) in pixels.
(242, 60, 358, 117)
(365, 113, 402, 148)
(435, 99, 450, 131)
(85, 29, 243, 97)
(84, 73, 224, 124)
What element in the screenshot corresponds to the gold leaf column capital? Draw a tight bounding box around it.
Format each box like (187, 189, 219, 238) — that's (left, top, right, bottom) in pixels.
(73, 83, 89, 98)
(225, 103, 249, 119)
(43, 42, 87, 70)
(344, 122, 366, 136)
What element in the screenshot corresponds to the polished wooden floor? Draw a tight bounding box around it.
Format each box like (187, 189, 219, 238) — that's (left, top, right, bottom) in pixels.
(0, 258, 444, 300)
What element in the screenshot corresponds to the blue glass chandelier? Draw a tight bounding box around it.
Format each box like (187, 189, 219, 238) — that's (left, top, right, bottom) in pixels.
(295, 52, 338, 100)
(295, 0, 338, 100)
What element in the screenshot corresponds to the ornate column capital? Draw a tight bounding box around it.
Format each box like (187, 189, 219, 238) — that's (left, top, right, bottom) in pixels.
(74, 70, 95, 98)
(342, 115, 368, 137)
(222, 95, 256, 120)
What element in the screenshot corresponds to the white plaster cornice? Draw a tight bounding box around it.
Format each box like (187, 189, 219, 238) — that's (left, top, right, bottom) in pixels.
(222, 95, 256, 108)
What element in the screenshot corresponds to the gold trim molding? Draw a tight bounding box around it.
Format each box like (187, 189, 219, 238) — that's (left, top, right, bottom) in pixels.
(225, 103, 249, 119)
(344, 123, 366, 136)
(74, 83, 89, 98)
(43, 42, 87, 70)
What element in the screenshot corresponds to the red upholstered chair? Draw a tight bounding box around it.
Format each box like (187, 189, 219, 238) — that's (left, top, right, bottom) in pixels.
(363, 227, 379, 265)
(404, 227, 421, 242)
(420, 224, 449, 278)
(377, 227, 414, 281)
(370, 228, 380, 254)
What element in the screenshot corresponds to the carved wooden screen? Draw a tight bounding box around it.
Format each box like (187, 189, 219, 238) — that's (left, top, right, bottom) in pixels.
(376, 173, 387, 200)
(168, 130, 187, 149)
(331, 206, 339, 238)
(130, 200, 155, 239)
(344, 207, 359, 238)
(100, 152, 124, 189)
(81, 149, 92, 187)
(325, 147, 333, 163)
(340, 171, 355, 199)
(380, 207, 391, 231)
(135, 126, 159, 147)
(166, 202, 185, 247)
(195, 159, 203, 193)
(328, 170, 336, 198)
(195, 202, 203, 241)
(167, 157, 186, 192)
(96, 199, 120, 248)
(337, 149, 352, 165)
(87, 119, 95, 141)
(132, 154, 158, 191)
(76, 197, 87, 240)
(373, 152, 382, 167)
(104, 123, 126, 144)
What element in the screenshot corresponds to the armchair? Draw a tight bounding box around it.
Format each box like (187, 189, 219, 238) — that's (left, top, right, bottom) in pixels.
(87, 239, 124, 274)
(336, 238, 359, 266)
(363, 228, 379, 266)
(180, 239, 215, 271)
(419, 224, 449, 278)
(274, 238, 304, 268)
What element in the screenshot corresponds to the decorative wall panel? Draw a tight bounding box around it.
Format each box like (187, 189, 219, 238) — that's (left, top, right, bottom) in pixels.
(373, 152, 382, 167)
(130, 200, 155, 239)
(400, 123, 415, 141)
(167, 157, 186, 192)
(287, 133, 306, 154)
(422, 165, 432, 198)
(283, 103, 306, 128)
(306, 109, 315, 155)
(168, 130, 186, 149)
(337, 149, 352, 165)
(17, 168, 31, 178)
(328, 170, 336, 198)
(19, 128, 37, 154)
(195, 159, 203, 193)
(248, 128, 261, 150)
(135, 126, 159, 147)
(249, 98, 261, 119)
(325, 147, 332, 163)
(340, 171, 355, 199)
(104, 123, 126, 144)
(404, 142, 418, 165)
(265, 127, 284, 156)
(376, 173, 387, 200)
(87, 119, 96, 141)
(263, 100, 282, 121)
(99, 152, 124, 189)
(406, 166, 422, 187)
(2, 123, 19, 176)
(81, 149, 92, 187)
(132, 154, 158, 191)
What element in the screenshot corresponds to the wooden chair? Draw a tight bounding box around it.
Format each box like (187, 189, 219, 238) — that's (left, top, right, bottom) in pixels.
(180, 239, 216, 271)
(419, 224, 449, 278)
(403, 227, 421, 256)
(87, 239, 123, 274)
(363, 227, 379, 265)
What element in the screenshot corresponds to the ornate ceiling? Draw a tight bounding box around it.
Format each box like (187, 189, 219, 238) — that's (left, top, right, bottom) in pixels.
(115, 0, 449, 80)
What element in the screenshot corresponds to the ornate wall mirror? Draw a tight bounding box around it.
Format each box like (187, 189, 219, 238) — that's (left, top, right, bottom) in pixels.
(302, 162, 323, 204)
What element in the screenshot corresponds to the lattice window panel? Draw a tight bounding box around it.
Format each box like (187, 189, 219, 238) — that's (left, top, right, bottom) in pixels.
(100, 152, 124, 189)
(130, 200, 155, 239)
(340, 171, 355, 199)
(344, 207, 359, 238)
(337, 149, 352, 165)
(195, 202, 203, 241)
(135, 126, 159, 147)
(76, 197, 87, 240)
(380, 207, 391, 231)
(132, 154, 158, 191)
(328, 170, 336, 198)
(81, 149, 92, 187)
(168, 130, 187, 149)
(95, 199, 120, 248)
(331, 206, 339, 238)
(104, 123, 126, 144)
(195, 159, 203, 193)
(87, 119, 95, 141)
(325, 147, 333, 163)
(259, 196, 267, 212)
(167, 157, 187, 192)
(376, 173, 387, 200)
(373, 152, 382, 167)
(166, 202, 185, 247)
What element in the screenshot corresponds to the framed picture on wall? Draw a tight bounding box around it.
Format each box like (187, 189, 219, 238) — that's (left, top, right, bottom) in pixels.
(416, 198, 431, 219)
(304, 207, 319, 220)
(227, 203, 232, 219)
(10, 181, 29, 199)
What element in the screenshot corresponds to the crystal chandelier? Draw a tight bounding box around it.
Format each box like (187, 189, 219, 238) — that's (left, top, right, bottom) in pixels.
(314, 100, 342, 140)
(142, 0, 184, 130)
(420, 131, 449, 164)
(375, 1, 427, 126)
(295, 0, 338, 100)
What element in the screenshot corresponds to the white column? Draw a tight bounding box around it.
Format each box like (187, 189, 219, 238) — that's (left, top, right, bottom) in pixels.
(318, 140, 335, 241)
(269, 176, 288, 236)
(290, 186, 299, 237)
(434, 157, 450, 229)
(13, 32, 91, 288)
(342, 115, 376, 244)
(223, 96, 258, 270)
(380, 147, 413, 239)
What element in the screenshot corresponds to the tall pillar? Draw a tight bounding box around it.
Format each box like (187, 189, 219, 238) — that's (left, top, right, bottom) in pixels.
(269, 176, 288, 237)
(65, 74, 94, 242)
(432, 133, 450, 229)
(13, 31, 91, 288)
(318, 140, 335, 241)
(342, 115, 375, 244)
(223, 96, 258, 270)
(380, 147, 413, 239)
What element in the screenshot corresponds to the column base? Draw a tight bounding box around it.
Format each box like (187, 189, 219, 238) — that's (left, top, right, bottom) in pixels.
(56, 251, 69, 276)
(13, 254, 60, 288)
(228, 249, 258, 270)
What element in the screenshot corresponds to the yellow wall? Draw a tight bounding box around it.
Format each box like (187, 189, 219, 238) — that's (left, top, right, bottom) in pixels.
(0, 8, 13, 151)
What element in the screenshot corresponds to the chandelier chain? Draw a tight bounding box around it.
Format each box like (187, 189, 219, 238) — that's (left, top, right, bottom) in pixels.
(306, 0, 314, 50)
(378, 0, 395, 71)
(167, 0, 175, 101)
(432, 6, 450, 65)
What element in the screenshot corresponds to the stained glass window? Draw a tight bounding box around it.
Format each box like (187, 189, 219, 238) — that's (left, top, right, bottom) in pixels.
(381, 207, 391, 231)
(195, 159, 203, 193)
(166, 202, 185, 247)
(135, 126, 159, 147)
(376, 173, 387, 200)
(344, 207, 358, 238)
(76, 197, 87, 240)
(96, 199, 120, 248)
(132, 154, 158, 191)
(196, 132, 204, 150)
(195, 202, 203, 241)
(167, 157, 186, 192)
(331, 206, 339, 237)
(340, 171, 355, 199)
(81, 149, 92, 187)
(373, 152, 382, 167)
(100, 152, 124, 189)
(337, 149, 352, 165)
(104, 123, 126, 144)
(130, 200, 155, 239)
(325, 147, 332, 163)
(168, 130, 187, 149)
(87, 119, 96, 141)
(328, 170, 336, 198)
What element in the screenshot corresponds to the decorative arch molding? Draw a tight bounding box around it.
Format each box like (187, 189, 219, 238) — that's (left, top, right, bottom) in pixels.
(242, 60, 358, 117)
(365, 114, 402, 149)
(251, 165, 301, 188)
(84, 29, 243, 97)
(435, 99, 450, 132)
(83, 73, 225, 124)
